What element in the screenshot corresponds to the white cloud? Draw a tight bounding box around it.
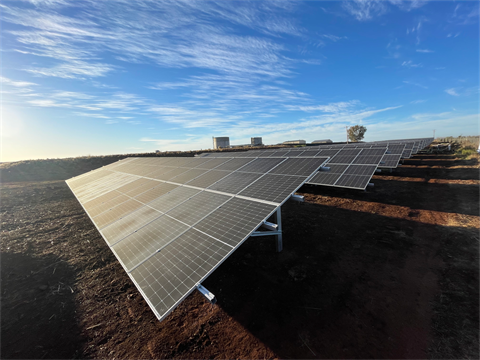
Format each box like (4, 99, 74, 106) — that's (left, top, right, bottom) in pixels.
(389, 0, 427, 11)
(74, 112, 110, 119)
(343, 0, 427, 21)
(445, 88, 460, 96)
(343, 0, 387, 21)
(285, 100, 361, 113)
(320, 34, 347, 42)
(22, 0, 69, 6)
(401, 60, 422, 68)
(139, 102, 403, 151)
(2, 1, 308, 80)
(366, 113, 479, 140)
(26, 61, 115, 79)
(416, 49, 434, 53)
(403, 80, 428, 89)
(444, 87, 479, 97)
(410, 99, 427, 104)
(1, 76, 38, 87)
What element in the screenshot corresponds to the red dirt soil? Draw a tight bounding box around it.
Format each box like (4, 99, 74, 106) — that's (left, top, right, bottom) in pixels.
(1, 152, 479, 359)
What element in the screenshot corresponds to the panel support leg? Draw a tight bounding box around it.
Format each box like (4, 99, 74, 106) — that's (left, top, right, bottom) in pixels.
(250, 206, 283, 252)
(196, 284, 216, 304)
(273, 207, 283, 252)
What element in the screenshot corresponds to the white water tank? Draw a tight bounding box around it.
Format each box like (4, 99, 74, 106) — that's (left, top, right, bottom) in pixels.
(251, 137, 263, 146)
(213, 137, 230, 149)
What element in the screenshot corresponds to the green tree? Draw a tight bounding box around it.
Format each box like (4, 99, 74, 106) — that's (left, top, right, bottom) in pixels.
(347, 125, 367, 142)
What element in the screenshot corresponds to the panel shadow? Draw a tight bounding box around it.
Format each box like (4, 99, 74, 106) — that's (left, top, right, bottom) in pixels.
(202, 200, 479, 359)
(1, 252, 83, 359)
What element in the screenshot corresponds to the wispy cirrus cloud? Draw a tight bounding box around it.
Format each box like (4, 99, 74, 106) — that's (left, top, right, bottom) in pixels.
(73, 112, 110, 119)
(1, 76, 37, 87)
(403, 80, 428, 89)
(410, 99, 427, 104)
(319, 34, 347, 42)
(141, 102, 403, 151)
(1, 0, 307, 80)
(401, 60, 423, 68)
(389, 0, 427, 12)
(445, 87, 479, 97)
(450, 2, 480, 25)
(445, 88, 460, 96)
(343, 0, 427, 21)
(343, 0, 387, 21)
(416, 49, 434, 53)
(284, 100, 361, 113)
(20, 0, 69, 6)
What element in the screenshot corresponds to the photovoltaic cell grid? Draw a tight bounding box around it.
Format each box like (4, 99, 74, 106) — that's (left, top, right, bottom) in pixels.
(200, 148, 387, 190)
(305, 147, 387, 190)
(66, 155, 329, 322)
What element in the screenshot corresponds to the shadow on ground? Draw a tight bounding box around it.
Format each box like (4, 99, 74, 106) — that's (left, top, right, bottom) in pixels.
(203, 200, 479, 359)
(1, 251, 83, 359)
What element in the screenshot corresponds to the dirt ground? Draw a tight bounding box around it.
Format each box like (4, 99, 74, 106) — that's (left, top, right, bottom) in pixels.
(1, 152, 479, 359)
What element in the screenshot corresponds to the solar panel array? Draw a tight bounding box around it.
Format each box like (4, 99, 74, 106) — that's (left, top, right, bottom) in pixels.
(67, 136, 433, 323)
(202, 137, 434, 190)
(67, 155, 329, 321)
(203, 147, 388, 190)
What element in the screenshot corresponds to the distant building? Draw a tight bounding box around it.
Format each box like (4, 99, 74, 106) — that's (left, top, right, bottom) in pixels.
(311, 139, 333, 144)
(251, 137, 263, 146)
(213, 137, 230, 149)
(282, 139, 306, 145)
(155, 150, 160, 153)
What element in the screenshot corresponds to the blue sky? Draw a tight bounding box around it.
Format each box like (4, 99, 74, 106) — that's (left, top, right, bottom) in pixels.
(1, 0, 479, 162)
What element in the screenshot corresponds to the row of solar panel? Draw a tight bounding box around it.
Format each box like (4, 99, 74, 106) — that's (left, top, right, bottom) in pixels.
(198, 138, 434, 190)
(200, 147, 388, 190)
(67, 156, 330, 321)
(66, 137, 433, 323)
(202, 137, 433, 164)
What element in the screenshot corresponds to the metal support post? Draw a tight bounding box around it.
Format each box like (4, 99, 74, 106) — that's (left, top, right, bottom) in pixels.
(196, 284, 216, 304)
(291, 194, 304, 202)
(273, 207, 283, 252)
(250, 206, 283, 252)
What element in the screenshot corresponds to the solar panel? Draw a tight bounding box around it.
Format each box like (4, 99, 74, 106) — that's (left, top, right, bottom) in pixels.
(195, 158, 230, 169)
(192, 197, 276, 247)
(66, 154, 328, 322)
(83, 190, 125, 212)
(169, 168, 208, 184)
(344, 165, 377, 176)
(379, 154, 402, 168)
(147, 187, 201, 213)
(186, 170, 232, 188)
(352, 155, 384, 165)
(112, 214, 190, 272)
(128, 228, 232, 320)
(237, 158, 284, 173)
(134, 183, 179, 204)
(166, 192, 232, 226)
(334, 174, 372, 189)
(208, 172, 264, 194)
(268, 157, 329, 176)
(238, 174, 308, 203)
(93, 198, 144, 229)
(88, 193, 130, 218)
(214, 158, 252, 171)
(307, 165, 348, 186)
(102, 205, 163, 246)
